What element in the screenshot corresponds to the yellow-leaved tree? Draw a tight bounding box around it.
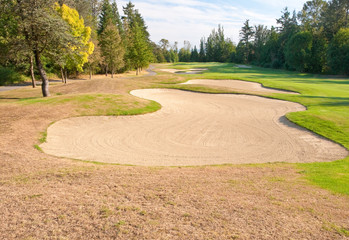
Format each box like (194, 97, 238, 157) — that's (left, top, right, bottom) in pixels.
(55, 3, 94, 83)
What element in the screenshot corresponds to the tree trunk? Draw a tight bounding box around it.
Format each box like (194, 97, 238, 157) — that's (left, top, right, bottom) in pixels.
(61, 67, 65, 83)
(105, 65, 108, 76)
(136, 68, 139, 75)
(111, 70, 114, 78)
(34, 50, 50, 97)
(29, 56, 36, 88)
(64, 69, 68, 84)
(89, 66, 92, 80)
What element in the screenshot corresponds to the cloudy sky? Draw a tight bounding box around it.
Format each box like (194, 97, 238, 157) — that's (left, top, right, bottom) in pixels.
(117, 0, 306, 47)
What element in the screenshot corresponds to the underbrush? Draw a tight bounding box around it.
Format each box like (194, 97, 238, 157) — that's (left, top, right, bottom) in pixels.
(0, 66, 26, 85)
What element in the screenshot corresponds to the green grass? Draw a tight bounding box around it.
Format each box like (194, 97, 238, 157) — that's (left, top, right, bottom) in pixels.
(18, 93, 161, 116)
(34, 144, 43, 152)
(169, 62, 349, 195)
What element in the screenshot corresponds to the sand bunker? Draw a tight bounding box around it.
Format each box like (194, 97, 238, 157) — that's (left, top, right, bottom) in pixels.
(160, 68, 207, 74)
(182, 79, 298, 94)
(41, 89, 347, 166)
(236, 64, 252, 68)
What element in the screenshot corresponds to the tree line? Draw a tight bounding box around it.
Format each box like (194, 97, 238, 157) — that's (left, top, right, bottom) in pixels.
(152, 25, 236, 63)
(0, 0, 153, 96)
(236, 0, 349, 75)
(154, 0, 349, 75)
(1, 0, 348, 97)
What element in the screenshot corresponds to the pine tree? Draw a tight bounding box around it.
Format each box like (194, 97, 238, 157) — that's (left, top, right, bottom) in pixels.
(127, 20, 152, 74)
(123, 1, 153, 73)
(191, 46, 199, 62)
(321, 0, 348, 40)
(239, 19, 254, 63)
(253, 25, 270, 64)
(111, 1, 123, 35)
(199, 38, 206, 62)
(98, 0, 114, 34)
(99, 20, 125, 77)
(298, 0, 327, 33)
(276, 8, 299, 67)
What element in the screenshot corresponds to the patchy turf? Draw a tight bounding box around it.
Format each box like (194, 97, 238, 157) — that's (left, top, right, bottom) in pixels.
(0, 66, 348, 239)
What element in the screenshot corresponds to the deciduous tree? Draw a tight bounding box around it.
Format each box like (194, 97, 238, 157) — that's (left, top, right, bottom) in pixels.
(13, 0, 75, 97)
(55, 3, 94, 82)
(328, 28, 349, 74)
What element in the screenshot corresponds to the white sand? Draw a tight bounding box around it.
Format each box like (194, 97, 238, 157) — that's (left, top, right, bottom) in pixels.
(41, 89, 347, 166)
(160, 68, 207, 74)
(182, 79, 298, 94)
(236, 65, 252, 68)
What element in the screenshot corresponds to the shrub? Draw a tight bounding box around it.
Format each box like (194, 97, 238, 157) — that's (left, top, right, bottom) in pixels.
(271, 59, 282, 69)
(0, 66, 26, 85)
(263, 62, 272, 68)
(328, 28, 349, 75)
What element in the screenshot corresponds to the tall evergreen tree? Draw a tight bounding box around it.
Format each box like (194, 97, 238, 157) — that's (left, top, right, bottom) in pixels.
(321, 0, 349, 40)
(199, 38, 206, 62)
(190, 46, 199, 62)
(99, 20, 125, 77)
(127, 20, 152, 74)
(98, 0, 113, 34)
(260, 27, 280, 67)
(111, 1, 123, 35)
(239, 19, 254, 63)
(159, 39, 170, 62)
(298, 0, 327, 33)
(123, 1, 153, 73)
(253, 25, 270, 64)
(276, 8, 299, 68)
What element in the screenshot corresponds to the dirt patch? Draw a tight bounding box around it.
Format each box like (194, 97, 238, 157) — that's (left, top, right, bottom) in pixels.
(182, 79, 298, 94)
(41, 89, 347, 166)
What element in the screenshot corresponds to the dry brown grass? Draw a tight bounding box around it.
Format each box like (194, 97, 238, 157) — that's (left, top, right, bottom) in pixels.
(0, 69, 348, 239)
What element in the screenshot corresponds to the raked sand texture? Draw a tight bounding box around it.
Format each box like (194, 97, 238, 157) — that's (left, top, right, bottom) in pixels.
(41, 89, 348, 166)
(182, 79, 298, 94)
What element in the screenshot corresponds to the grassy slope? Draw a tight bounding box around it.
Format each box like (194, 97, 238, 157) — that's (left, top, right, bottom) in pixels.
(160, 62, 349, 195)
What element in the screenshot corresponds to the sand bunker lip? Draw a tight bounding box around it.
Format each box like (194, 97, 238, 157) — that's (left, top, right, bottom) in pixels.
(40, 89, 347, 166)
(182, 79, 299, 94)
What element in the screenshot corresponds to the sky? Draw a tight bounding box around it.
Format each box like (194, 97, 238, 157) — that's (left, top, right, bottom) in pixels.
(116, 0, 306, 48)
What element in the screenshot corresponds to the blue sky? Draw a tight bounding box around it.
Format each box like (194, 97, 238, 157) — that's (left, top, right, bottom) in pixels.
(117, 0, 306, 48)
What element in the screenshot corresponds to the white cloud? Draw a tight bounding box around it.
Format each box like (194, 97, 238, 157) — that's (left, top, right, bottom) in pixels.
(252, 0, 305, 10)
(116, 0, 305, 48)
